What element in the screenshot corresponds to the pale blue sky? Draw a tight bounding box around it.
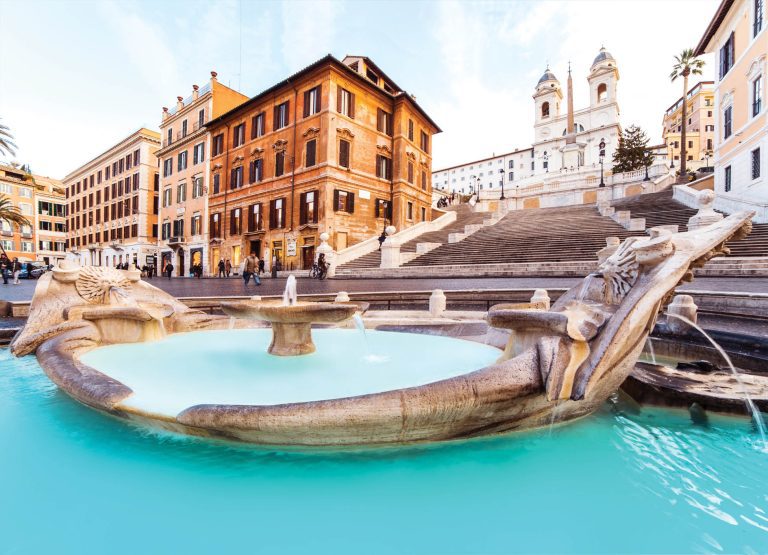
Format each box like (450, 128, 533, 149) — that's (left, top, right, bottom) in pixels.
(0, 0, 717, 178)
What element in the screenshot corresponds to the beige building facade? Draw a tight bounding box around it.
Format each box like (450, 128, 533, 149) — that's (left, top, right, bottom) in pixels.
(0, 164, 37, 261)
(662, 81, 716, 168)
(64, 128, 161, 268)
(33, 174, 67, 265)
(696, 0, 767, 221)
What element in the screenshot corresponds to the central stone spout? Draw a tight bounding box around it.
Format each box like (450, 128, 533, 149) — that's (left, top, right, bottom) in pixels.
(221, 275, 361, 356)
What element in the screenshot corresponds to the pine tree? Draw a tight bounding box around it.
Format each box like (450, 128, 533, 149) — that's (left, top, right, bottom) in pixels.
(612, 125, 654, 174)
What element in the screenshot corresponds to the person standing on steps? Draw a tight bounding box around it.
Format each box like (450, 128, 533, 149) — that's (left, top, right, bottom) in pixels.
(258, 257, 265, 276)
(225, 259, 232, 278)
(218, 259, 225, 278)
(378, 230, 387, 250)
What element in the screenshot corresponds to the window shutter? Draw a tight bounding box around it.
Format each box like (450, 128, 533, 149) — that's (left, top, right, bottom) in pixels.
(349, 93, 355, 118)
(387, 114, 393, 137)
(285, 101, 290, 126)
(248, 204, 254, 231)
(303, 90, 310, 118)
(348, 192, 355, 213)
(280, 198, 286, 228)
(375, 199, 380, 218)
(333, 189, 340, 211)
(273, 106, 279, 130)
(312, 193, 318, 223)
(269, 200, 276, 229)
(337, 87, 342, 113)
(299, 192, 307, 225)
(314, 85, 321, 113)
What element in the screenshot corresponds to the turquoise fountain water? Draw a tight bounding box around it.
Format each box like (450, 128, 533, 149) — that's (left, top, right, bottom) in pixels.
(2, 349, 767, 554)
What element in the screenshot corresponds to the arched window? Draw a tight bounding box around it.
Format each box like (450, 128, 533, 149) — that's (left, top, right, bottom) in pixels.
(541, 102, 550, 117)
(597, 83, 608, 102)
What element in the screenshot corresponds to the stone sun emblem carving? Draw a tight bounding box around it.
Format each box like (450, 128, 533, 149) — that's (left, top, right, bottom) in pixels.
(75, 266, 132, 305)
(597, 237, 639, 304)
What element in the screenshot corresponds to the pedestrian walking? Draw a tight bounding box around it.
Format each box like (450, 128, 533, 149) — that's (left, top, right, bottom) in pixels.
(165, 262, 174, 279)
(218, 259, 225, 278)
(225, 259, 232, 277)
(258, 258, 265, 276)
(378, 230, 387, 250)
(12, 258, 22, 284)
(243, 252, 260, 285)
(0, 254, 9, 285)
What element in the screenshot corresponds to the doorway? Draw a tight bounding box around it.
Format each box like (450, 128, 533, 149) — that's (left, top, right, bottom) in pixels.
(336, 231, 348, 251)
(301, 246, 315, 269)
(178, 249, 185, 276)
(249, 239, 262, 260)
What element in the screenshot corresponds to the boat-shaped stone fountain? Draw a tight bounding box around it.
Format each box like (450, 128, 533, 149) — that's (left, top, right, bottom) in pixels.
(10, 210, 755, 447)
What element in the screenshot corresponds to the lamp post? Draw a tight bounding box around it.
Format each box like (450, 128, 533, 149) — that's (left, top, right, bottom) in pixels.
(598, 138, 606, 187)
(499, 168, 505, 199)
(643, 148, 651, 181)
(704, 149, 712, 170)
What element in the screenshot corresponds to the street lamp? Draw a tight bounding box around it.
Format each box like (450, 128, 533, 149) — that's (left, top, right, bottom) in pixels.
(643, 148, 651, 181)
(499, 168, 505, 200)
(704, 149, 712, 169)
(598, 138, 606, 187)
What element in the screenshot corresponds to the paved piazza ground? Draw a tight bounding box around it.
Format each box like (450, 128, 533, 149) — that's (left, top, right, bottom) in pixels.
(1, 275, 767, 302)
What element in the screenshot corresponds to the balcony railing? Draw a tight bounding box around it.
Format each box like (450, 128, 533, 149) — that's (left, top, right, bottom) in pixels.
(168, 236, 185, 245)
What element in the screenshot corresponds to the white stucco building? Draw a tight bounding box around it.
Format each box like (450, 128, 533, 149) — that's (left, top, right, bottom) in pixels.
(433, 47, 622, 197)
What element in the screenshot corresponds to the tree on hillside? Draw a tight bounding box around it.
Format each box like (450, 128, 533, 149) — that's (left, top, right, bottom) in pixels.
(0, 119, 17, 158)
(612, 124, 654, 174)
(670, 49, 705, 178)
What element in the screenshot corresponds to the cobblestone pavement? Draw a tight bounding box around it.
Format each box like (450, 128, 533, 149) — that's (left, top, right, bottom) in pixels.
(1, 275, 767, 302)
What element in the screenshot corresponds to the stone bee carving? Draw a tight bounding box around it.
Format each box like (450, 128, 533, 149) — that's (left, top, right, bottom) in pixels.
(75, 266, 133, 305)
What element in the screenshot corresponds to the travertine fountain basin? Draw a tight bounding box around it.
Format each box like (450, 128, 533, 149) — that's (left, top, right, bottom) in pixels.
(10, 211, 755, 447)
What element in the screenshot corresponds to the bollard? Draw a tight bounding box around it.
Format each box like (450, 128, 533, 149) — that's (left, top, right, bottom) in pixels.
(429, 289, 446, 317)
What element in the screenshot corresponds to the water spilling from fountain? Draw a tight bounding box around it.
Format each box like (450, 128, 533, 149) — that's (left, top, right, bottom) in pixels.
(666, 313, 767, 447)
(283, 274, 297, 306)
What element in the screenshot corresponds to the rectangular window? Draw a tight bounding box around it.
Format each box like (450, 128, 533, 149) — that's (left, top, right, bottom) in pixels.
(233, 123, 245, 147)
(755, 0, 764, 37)
(191, 214, 201, 236)
(337, 88, 355, 118)
(105, 166, 110, 180)
(420, 131, 429, 153)
(213, 173, 220, 194)
(421, 171, 427, 191)
(269, 198, 285, 229)
(230, 166, 244, 190)
(752, 148, 761, 179)
(339, 139, 350, 168)
(212, 134, 224, 156)
(421, 206, 426, 221)
(192, 176, 204, 199)
(303, 85, 321, 117)
(249, 203, 263, 232)
(182, 120, 188, 137)
(719, 32, 735, 80)
(177, 182, 186, 203)
(377, 109, 393, 136)
(163, 158, 173, 177)
(251, 112, 265, 139)
(273, 101, 290, 130)
(509, 160, 514, 169)
(753, 76, 762, 117)
(177, 151, 188, 172)
(707, 138, 713, 150)
(249, 159, 263, 183)
(210, 213, 221, 238)
(376, 155, 392, 179)
(724, 106, 733, 139)
(193, 142, 205, 165)
(333, 189, 354, 213)
(198, 109, 205, 129)
(167, 129, 173, 146)
(407, 161, 414, 184)
(300, 190, 317, 225)
(229, 208, 242, 235)
(407, 201, 413, 220)
(119, 159, 124, 174)
(408, 119, 414, 141)
(725, 165, 732, 192)
(688, 141, 693, 149)
(275, 151, 285, 177)
(163, 188, 171, 208)
(305, 139, 317, 167)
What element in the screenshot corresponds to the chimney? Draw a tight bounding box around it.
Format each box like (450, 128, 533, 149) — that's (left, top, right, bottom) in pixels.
(210, 70, 218, 83)
(162, 107, 169, 121)
(176, 96, 184, 111)
(192, 84, 199, 101)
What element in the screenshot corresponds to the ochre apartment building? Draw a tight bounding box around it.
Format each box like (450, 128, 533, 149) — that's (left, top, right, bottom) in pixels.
(696, 0, 767, 221)
(662, 81, 715, 167)
(64, 128, 161, 269)
(156, 72, 248, 276)
(0, 164, 38, 261)
(33, 174, 67, 265)
(206, 54, 440, 272)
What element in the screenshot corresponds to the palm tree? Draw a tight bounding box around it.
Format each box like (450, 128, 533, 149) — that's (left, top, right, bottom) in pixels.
(0, 195, 30, 236)
(670, 49, 705, 179)
(0, 119, 17, 158)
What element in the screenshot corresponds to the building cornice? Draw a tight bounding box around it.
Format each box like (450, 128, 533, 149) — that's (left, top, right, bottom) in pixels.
(63, 128, 161, 183)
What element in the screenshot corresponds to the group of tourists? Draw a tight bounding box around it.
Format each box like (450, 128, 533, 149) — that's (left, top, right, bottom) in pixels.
(436, 193, 458, 209)
(217, 259, 232, 278)
(0, 253, 22, 285)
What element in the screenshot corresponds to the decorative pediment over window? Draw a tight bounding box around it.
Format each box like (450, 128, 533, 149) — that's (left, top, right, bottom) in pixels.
(234, 154, 244, 163)
(745, 55, 766, 79)
(721, 89, 735, 108)
(376, 144, 392, 155)
(250, 147, 264, 158)
(273, 139, 288, 153)
(213, 163, 223, 171)
(336, 127, 355, 140)
(303, 126, 320, 139)
(405, 151, 416, 162)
